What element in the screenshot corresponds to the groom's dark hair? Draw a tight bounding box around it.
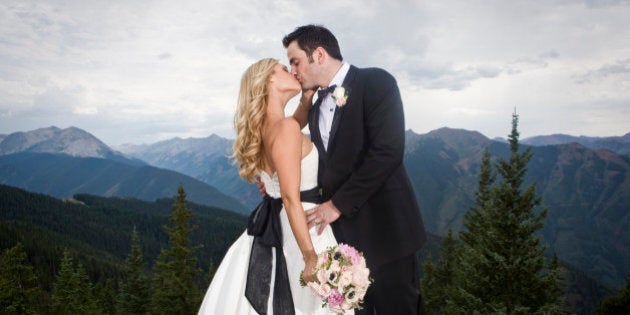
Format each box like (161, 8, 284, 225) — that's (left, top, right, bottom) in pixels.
(282, 25, 343, 62)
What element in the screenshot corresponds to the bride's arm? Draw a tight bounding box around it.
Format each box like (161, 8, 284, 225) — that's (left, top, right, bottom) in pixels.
(271, 119, 318, 281)
(291, 89, 315, 129)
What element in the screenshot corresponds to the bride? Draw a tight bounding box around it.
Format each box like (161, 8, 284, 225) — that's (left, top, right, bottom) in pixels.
(198, 58, 349, 314)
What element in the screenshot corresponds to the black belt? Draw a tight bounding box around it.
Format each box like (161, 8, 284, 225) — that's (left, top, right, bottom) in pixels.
(245, 186, 321, 314)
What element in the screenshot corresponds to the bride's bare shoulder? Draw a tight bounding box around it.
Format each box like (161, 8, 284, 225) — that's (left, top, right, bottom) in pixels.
(268, 118, 300, 137)
(265, 118, 300, 146)
(278, 117, 300, 131)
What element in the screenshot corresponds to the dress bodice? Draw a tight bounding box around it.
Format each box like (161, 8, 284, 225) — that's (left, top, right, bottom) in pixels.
(260, 147, 319, 199)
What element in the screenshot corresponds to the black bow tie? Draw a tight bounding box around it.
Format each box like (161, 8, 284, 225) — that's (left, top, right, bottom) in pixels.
(317, 84, 337, 99)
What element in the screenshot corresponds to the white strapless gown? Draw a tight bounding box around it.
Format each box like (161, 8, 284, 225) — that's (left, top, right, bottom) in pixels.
(199, 148, 351, 314)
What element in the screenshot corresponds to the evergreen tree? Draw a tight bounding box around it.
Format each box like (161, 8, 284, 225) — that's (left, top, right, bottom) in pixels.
(0, 243, 41, 315)
(460, 148, 495, 246)
(446, 113, 563, 314)
(95, 278, 118, 315)
(117, 228, 151, 315)
(50, 250, 101, 315)
(74, 264, 101, 314)
(151, 185, 203, 314)
(595, 274, 630, 315)
(51, 251, 80, 314)
(421, 230, 458, 314)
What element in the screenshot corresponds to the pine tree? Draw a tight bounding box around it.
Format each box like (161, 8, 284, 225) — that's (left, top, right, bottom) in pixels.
(151, 185, 203, 314)
(595, 274, 630, 314)
(0, 243, 41, 315)
(460, 148, 495, 246)
(50, 250, 101, 315)
(421, 230, 458, 314)
(95, 278, 118, 315)
(446, 113, 563, 314)
(117, 228, 151, 315)
(74, 264, 101, 314)
(51, 251, 80, 314)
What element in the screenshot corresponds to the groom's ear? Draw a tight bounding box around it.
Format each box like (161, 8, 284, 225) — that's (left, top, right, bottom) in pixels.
(313, 46, 327, 65)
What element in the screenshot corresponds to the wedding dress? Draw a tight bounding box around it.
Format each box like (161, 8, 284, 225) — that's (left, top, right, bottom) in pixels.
(199, 147, 352, 314)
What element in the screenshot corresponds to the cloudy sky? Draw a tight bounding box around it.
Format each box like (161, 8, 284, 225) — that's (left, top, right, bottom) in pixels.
(1, 0, 629, 145)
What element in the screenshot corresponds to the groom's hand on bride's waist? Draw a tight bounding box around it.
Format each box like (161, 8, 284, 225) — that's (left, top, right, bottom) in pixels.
(306, 201, 341, 235)
(256, 177, 267, 197)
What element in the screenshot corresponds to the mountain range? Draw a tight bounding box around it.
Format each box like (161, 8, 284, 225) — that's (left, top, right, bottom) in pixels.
(522, 133, 630, 156)
(1, 126, 629, 291)
(0, 127, 247, 213)
(0, 126, 144, 165)
(115, 135, 259, 209)
(406, 128, 630, 290)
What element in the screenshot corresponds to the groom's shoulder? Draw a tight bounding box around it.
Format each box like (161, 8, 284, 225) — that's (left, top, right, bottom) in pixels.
(355, 66, 391, 76)
(355, 66, 396, 85)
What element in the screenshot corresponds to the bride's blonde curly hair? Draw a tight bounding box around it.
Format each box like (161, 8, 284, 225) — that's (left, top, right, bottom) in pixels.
(232, 58, 278, 182)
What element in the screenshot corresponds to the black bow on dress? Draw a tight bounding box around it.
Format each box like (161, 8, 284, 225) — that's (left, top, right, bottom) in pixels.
(245, 187, 321, 314)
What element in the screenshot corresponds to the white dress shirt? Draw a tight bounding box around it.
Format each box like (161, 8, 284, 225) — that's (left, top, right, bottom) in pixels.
(318, 62, 350, 151)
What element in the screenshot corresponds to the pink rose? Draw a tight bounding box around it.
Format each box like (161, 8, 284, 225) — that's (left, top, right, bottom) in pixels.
(317, 283, 332, 298)
(317, 268, 327, 284)
(327, 289, 344, 306)
(339, 243, 359, 258)
(318, 252, 329, 266)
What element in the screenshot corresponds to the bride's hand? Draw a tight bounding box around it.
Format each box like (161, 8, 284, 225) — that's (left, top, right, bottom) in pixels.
(301, 252, 318, 283)
(299, 88, 317, 110)
(301, 87, 317, 100)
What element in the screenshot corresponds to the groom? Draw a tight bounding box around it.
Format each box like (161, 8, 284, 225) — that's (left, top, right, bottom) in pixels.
(284, 25, 426, 314)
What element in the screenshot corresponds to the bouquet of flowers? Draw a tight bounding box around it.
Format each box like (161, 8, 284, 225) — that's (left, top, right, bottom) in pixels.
(300, 244, 371, 314)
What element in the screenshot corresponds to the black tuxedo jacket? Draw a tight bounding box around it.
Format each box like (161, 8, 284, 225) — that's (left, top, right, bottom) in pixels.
(309, 65, 426, 269)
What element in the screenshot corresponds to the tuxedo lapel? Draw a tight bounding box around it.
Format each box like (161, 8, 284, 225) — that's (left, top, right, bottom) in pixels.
(328, 104, 344, 150)
(326, 66, 358, 155)
(309, 98, 326, 157)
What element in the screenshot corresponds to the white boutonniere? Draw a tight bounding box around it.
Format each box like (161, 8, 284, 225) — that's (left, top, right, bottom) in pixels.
(331, 86, 349, 107)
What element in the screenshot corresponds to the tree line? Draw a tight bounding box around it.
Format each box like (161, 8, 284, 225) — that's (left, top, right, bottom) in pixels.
(1, 186, 212, 314)
(420, 114, 629, 314)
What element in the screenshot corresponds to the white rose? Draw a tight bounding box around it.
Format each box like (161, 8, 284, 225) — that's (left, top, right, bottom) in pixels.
(329, 260, 341, 272)
(341, 301, 353, 311)
(332, 87, 345, 100)
(338, 271, 353, 288)
(359, 256, 367, 267)
(351, 266, 370, 288)
(332, 86, 348, 106)
(356, 288, 367, 300)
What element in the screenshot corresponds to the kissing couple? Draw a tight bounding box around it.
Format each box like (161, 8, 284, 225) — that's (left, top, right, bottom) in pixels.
(199, 24, 426, 315)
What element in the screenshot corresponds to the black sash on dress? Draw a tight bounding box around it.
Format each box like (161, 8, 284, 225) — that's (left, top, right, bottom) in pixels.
(245, 187, 322, 315)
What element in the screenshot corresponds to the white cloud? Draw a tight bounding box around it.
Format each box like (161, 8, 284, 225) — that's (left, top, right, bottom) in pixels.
(0, 0, 629, 144)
